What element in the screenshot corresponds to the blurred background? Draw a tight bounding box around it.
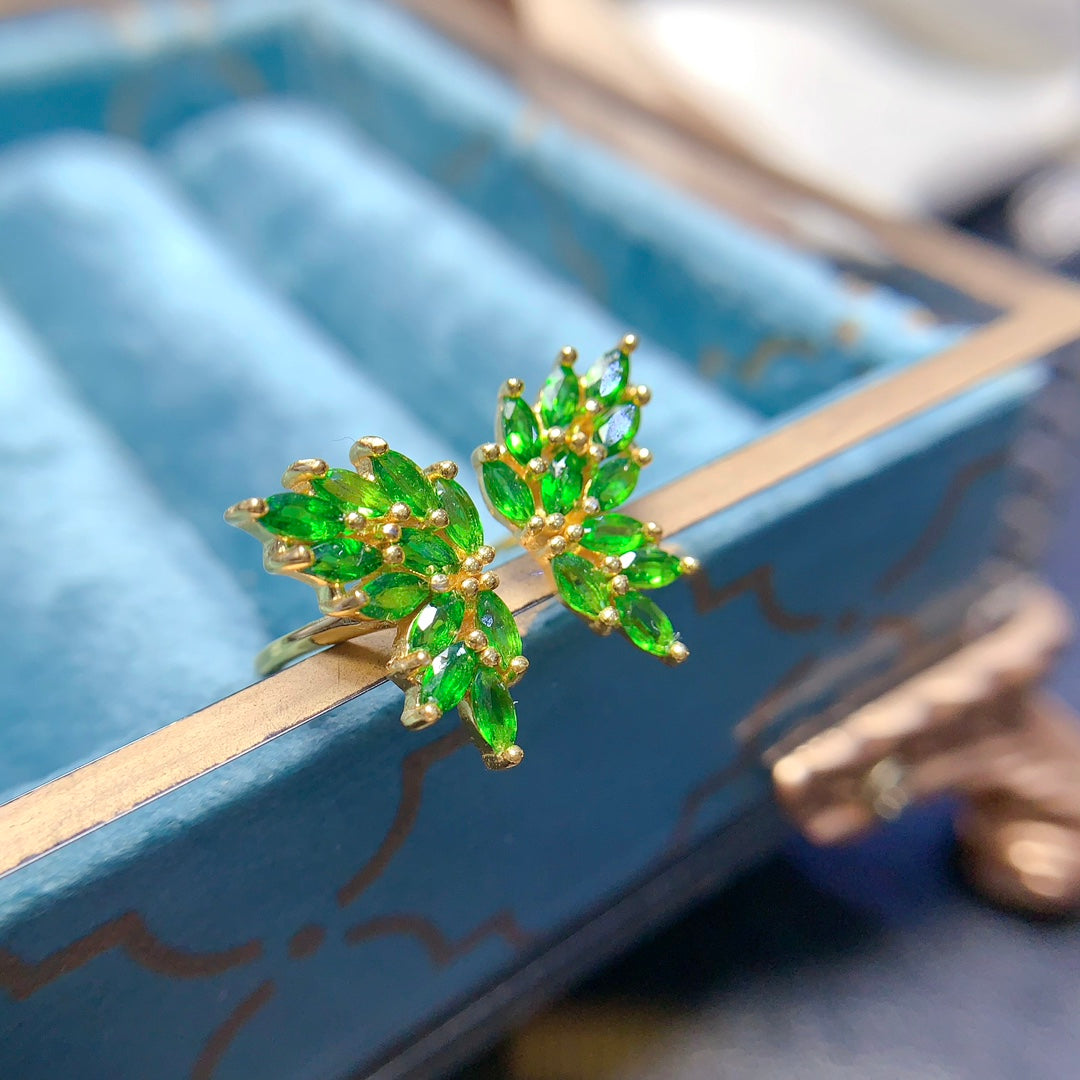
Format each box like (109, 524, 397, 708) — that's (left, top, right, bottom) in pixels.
(451, 1, 1080, 1077)
(2, 0, 1080, 1077)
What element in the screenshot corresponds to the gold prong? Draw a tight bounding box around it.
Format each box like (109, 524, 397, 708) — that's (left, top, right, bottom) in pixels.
(322, 587, 368, 616)
(482, 744, 524, 771)
(548, 536, 567, 556)
(582, 496, 601, 515)
(508, 655, 530, 684)
(477, 443, 500, 463)
(425, 460, 458, 480)
(588, 444, 606, 463)
(382, 523, 402, 542)
(461, 555, 482, 574)
(525, 515, 546, 535)
(633, 384, 652, 406)
(266, 542, 315, 574)
(667, 641, 690, 665)
(547, 426, 566, 446)
(601, 555, 623, 574)
(430, 573, 451, 593)
(680, 555, 701, 576)
(465, 630, 488, 651)
(545, 513, 566, 532)
(388, 502, 411, 523)
(281, 458, 328, 492)
(224, 497, 268, 525)
(428, 507, 450, 529)
(401, 686, 441, 730)
(598, 605, 620, 628)
(343, 510, 367, 534)
(350, 436, 388, 468)
(621, 333, 639, 354)
(383, 544, 404, 565)
(527, 457, 548, 475)
(583, 399, 600, 415)
(480, 647, 500, 667)
(610, 574, 630, 596)
(633, 447, 653, 467)
(477, 545, 497, 565)
(568, 431, 588, 455)
(565, 523, 584, 542)
(644, 521, 663, 542)
(559, 346, 578, 364)
(460, 577, 479, 598)
(479, 571, 500, 591)
(505, 377, 525, 398)
(388, 649, 432, 676)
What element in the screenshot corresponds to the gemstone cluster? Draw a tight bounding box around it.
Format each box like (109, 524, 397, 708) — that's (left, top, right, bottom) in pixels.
(475, 335, 696, 663)
(226, 437, 528, 769)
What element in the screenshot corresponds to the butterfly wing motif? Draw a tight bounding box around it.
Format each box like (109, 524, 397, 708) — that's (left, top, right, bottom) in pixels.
(475, 336, 696, 664)
(226, 436, 528, 769)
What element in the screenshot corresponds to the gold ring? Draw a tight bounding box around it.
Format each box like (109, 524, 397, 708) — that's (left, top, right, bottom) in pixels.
(226, 437, 529, 770)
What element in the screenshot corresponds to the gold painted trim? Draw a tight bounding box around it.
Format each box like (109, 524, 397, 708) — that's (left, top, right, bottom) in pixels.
(1, 299, 1079, 876)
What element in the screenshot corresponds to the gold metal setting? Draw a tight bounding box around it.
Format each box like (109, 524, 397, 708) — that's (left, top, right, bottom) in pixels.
(226, 437, 528, 770)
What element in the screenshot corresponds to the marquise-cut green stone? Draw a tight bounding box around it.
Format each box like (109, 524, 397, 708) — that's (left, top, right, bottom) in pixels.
(468, 667, 517, 753)
(311, 468, 391, 514)
(614, 591, 676, 656)
(261, 493, 341, 542)
(539, 363, 580, 427)
(579, 513, 645, 555)
(476, 591, 521, 663)
(541, 451, 584, 514)
(594, 403, 640, 451)
(421, 642, 479, 712)
(583, 348, 629, 405)
(309, 538, 382, 582)
(371, 450, 437, 516)
(432, 477, 484, 554)
(408, 592, 466, 655)
(551, 552, 609, 617)
(621, 547, 682, 589)
(481, 461, 535, 525)
(398, 527, 460, 575)
(500, 396, 541, 466)
(589, 456, 640, 511)
(362, 572, 430, 621)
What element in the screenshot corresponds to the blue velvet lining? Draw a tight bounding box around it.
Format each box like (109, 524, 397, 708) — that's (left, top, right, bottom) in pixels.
(0, 0, 1016, 812)
(0, 300, 264, 802)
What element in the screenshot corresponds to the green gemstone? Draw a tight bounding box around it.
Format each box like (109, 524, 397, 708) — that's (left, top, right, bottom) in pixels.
(589, 456, 640, 511)
(579, 513, 645, 555)
(432, 477, 484, 554)
(261, 493, 341, 542)
(476, 591, 521, 663)
(467, 666, 517, 753)
(398, 527, 460, 575)
(539, 363, 580, 427)
(421, 642, 479, 712)
(311, 468, 391, 514)
(481, 460, 535, 525)
(309, 538, 382, 582)
(614, 591, 676, 656)
(370, 450, 437, 516)
(594, 403, 640, 452)
(583, 348, 629, 405)
(500, 396, 541, 466)
(621, 547, 682, 589)
(551, 552, 609, 617)
(408, 592, 466, 656)
(541, 451, 585, 514)
(362, 572, 430, 621)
